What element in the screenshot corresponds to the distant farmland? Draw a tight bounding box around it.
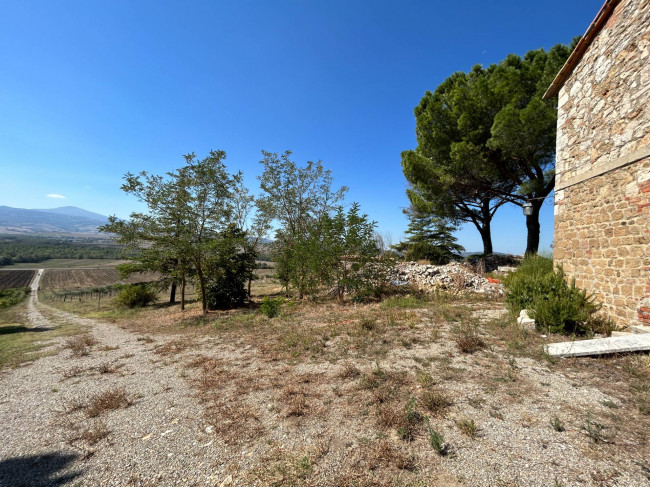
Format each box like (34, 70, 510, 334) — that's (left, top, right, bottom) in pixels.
(39, 269, 159, 290)
(0, 270, 36, 289)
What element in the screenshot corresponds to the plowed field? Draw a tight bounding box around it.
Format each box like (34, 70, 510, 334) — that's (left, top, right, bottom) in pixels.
(40, 269, 159, 290)
(0, 270, 36, 289)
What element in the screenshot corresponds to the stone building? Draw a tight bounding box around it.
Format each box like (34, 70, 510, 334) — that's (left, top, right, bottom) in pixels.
(544, 0, 649, 328)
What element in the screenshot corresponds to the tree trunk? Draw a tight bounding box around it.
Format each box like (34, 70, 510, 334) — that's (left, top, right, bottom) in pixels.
(169, 281, 177, 304)
(180, 274, 186, 311)
(197, 267, 207, 315)
(477, 198, 493, 255)
(248, 277, 252, 299)
(525, 200, 542, 256)
(478, 226, 493, 255)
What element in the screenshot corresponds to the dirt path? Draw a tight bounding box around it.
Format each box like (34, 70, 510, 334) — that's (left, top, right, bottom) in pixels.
(0, 274, 227, 486)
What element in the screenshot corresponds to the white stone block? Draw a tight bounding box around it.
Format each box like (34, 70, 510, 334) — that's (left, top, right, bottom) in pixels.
(517, 309, 536, 331)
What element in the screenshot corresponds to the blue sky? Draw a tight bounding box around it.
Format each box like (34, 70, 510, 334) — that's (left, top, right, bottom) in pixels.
(0, 0, 602, 253)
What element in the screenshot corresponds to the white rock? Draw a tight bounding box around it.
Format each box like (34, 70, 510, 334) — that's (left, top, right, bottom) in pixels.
(517, 309, 536, 331)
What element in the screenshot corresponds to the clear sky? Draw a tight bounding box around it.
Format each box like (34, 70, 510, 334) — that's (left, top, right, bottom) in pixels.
(0, 0, 603, 253)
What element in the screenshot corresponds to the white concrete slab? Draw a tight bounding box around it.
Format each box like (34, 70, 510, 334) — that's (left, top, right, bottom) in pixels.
(546, 334, 650, 358)
(630, 325, 650, 334)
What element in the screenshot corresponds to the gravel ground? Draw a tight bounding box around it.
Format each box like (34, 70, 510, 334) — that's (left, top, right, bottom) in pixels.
(0, 271, 228, 486)
(1, 272, 649, 486)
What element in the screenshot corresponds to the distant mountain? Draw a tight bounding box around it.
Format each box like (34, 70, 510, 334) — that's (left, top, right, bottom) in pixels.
(33, 206, 108, 222)
(0, 206, 108, 235)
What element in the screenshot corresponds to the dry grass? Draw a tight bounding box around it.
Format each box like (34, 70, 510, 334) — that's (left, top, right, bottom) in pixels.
(77, 420, 111, 445)
(42, 274, 650, 486)
(456, 418, 479, 438)
(419, 388, 453, 416)
(282, 385, 309, 417)
(452, 321, 486, 354)
(65, 334, 98, 357)
(86, 388, 132, 418)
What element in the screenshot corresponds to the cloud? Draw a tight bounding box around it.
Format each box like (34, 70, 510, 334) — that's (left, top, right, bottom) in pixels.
(46, 194, 66, 199)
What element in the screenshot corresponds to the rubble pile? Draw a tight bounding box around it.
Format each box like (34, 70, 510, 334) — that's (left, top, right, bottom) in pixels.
(390, 261, 503, 295)
(465, 253, 522, 273)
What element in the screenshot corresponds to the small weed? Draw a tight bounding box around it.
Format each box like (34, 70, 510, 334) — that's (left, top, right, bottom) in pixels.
(66, 335, 98, 357)
(359, 317, 378, 332)
(137, 336, 155, 343)
(419, 389, 452, 416)
(581, 411, 615, 443)
(456, 418, 478, 438)
(397, 397, 424, 442)
(415, 370, 435, 387)
(261, 297, 283, 318)
(550, 416, 566, 432)
(427, 422, 449, 456)
(600, 399, 619, 409)
(638, 395, 650, 415)
(80, 420, 110, 445)
(452, 321, 486, 354)
(86, 388, 132, 418)
(96, 362, 115, 374)
(62, 366, 84, 379)
(282, 386, 308, 417)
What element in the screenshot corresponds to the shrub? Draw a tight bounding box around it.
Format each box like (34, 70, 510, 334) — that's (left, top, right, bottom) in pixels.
(503, 255, 603, 335)
(115, 284, 157, 308)
(260, 297, 283, 318)
(0, 287, 30, 310)
(204, 225, 252, 310)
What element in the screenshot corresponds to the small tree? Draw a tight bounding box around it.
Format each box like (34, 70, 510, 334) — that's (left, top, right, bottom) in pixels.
(393, 207, 464, 264)
(320, 203, 381, 300)
(102, 150, 241, 315)
(204, 225, 254, 310)
(257, 150, 347, 298)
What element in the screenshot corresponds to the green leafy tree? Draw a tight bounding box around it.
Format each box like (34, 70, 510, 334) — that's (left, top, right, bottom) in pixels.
(402, 43, 573, 255)
(257, 150, 347, 298)
(204, 225, 254, 309)
(231, 175, 272, 297)
(102, 150, 241, 315)
(101, 168, 191, 306)
(487, 44, 574, 253)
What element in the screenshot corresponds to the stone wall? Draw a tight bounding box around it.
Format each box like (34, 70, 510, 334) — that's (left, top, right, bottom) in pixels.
(554, 0, 650, 328)
(555, 0, 650, 187)
(554, 158, 649, 326)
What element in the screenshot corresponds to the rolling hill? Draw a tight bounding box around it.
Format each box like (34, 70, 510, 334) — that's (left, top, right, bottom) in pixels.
(0, 206, 109, 235)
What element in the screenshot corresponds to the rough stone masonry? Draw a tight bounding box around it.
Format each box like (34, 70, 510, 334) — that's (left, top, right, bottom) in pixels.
(551, 0, 650, 328)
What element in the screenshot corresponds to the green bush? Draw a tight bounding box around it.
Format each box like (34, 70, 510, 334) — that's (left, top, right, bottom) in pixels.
(260, 297, 283, 318)
(115, 284, 157, 308)
(503, 255, 603, 335)
(0, 287, 30, 310)
(204, 225, 253, 310)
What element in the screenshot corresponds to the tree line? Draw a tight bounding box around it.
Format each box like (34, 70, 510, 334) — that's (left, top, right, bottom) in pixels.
(101, 150, 395, 314)
(0, 237, 123, 267)
(103, 41, 575, 310)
